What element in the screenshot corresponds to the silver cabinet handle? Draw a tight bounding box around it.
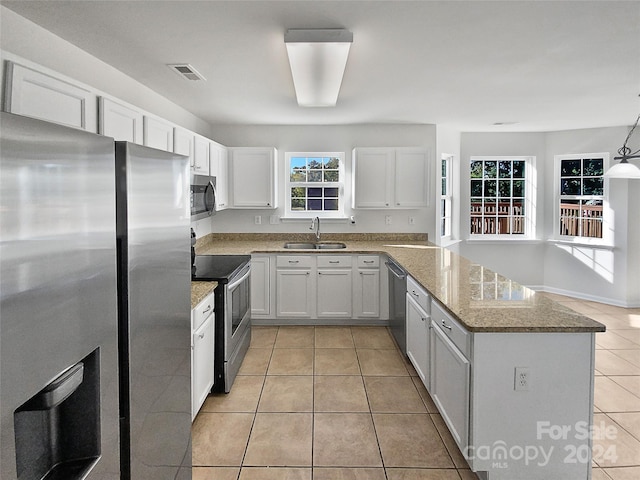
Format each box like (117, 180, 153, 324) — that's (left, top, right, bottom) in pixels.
(198, 332, 205, 339)
(421, 317, 426, 322)
(289, 260, 299, 264)
(441, 320, 452, 331)
(363, 260, 374, 264)
(202, 305, 212, 314)
(329, 261, 340, 264)
(411, 291, 420, 298)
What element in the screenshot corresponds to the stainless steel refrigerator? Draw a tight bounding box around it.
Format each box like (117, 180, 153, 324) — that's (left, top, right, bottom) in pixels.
(0, 112, 192, 480)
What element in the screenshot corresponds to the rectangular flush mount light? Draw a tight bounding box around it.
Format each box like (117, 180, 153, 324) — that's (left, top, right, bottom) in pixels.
(284, 29, 353, 107)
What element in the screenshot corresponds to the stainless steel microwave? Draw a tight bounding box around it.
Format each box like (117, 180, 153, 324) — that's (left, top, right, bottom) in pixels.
(191, 174, 216, 220)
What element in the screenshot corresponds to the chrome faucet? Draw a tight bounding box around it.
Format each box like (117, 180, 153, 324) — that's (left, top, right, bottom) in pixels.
(310, 216, 321, 242)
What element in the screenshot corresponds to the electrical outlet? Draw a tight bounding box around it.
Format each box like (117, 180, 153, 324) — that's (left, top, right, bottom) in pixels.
(514, 367, 529, 391)
(254, 215, 262, 225)
(409, 216, 415, 225)
(269, 215, 279, 225)
(385, 215, 392, 225)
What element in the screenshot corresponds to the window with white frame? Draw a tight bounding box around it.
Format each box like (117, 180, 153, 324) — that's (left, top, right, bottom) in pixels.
(285, 152, 345, 217)
(556, 153, 608, 240)
(440, 155, 453, 238)
(469, 156, 535, 237)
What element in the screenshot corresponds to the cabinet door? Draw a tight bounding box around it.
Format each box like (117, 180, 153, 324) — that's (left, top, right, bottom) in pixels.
(144, 116, 174, 151)
(251, 256, 271, 316)
(230, 148, 277, 208)
(193, 135, 210, 175)
(100, 97, 143, 144)
(406, 295, 429, 385)
(210, 142, 229, 210)
(317, 269, 353, 318)
(395, 148, 429, 207)
(430, 321, 470, 452)
(5, 61, 98, 132)
(354, 269, 380, 318)
(192, 314, 214, 420)
(276, 269, 314, 317)
(174, 127, 194, 169)
(352, 148, 393, 208)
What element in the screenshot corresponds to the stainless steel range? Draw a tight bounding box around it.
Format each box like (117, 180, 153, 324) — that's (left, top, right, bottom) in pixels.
(192, 255, 251, 393)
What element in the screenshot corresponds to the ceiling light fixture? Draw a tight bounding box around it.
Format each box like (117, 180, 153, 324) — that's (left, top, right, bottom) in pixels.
(604, 113, 640, 179)
(284, 28, 353, 107)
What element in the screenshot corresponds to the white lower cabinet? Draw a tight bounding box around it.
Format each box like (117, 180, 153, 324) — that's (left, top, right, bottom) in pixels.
(354, 256, 381, 318)
(276, 256, 314, 318)
(406, 299, 430, 386)
(250, 255, 271, 317)
(191, 292, 215, 421)
(317, 257, 353, 318)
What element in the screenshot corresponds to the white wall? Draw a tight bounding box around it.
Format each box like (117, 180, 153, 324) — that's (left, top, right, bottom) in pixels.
(199, 124, 437, 237)
(0, 6, 210, 136)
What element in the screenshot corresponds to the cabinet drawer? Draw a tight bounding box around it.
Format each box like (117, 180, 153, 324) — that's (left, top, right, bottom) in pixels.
(317, 255, 352, 268)
(357, 255, 380, 268)
(407, 275, 430, 313)
(192, 292, 214, 331)
(276, 255, 313, 268)
(431, 300, 470, 358)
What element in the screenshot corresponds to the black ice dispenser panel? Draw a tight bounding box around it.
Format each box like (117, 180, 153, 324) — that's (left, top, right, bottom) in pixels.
(13, 349, 101, 480)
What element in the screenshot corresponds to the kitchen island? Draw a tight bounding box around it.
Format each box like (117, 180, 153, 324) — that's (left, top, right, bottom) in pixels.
(195, 232, 605, 480)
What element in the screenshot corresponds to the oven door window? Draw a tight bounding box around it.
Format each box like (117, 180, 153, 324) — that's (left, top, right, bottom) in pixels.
(229, 271, 250, 336)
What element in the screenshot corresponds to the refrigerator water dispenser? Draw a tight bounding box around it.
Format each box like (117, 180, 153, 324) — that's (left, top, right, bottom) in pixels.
(13, 349, 101, 480)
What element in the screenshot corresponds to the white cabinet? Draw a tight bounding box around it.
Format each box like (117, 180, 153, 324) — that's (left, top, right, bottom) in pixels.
(193, 135, 210, 175)
(229, 147, 278, 209)
(429, 301, 470, 454)
(99, 97, 143, 144)
(352, 147, 429, 209)
(209, 141, 229, 210)
(406, 276, 430, 385)
(143, 116, 174, 151)
(354, 255, 381, 318)
(174, 127, 194, 170)
(275, 256, 314, 318)
(191, 292, 215, 421)
(317, 256, 353, 318)
(4, 61, 98, 132)
(250, 255, 271, 317)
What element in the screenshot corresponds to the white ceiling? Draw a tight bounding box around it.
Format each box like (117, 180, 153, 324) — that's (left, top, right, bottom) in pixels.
(2, 0, 639, 132)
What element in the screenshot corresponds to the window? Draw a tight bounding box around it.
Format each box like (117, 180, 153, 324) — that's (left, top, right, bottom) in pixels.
(440, 155, 453, 238)
(556, 153, 608, 240)
(285, 152, 345, 217)
(469, 157, 534, 237)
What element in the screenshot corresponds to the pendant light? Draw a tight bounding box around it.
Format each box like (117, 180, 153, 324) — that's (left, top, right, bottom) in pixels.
(604, 113, 640, 179)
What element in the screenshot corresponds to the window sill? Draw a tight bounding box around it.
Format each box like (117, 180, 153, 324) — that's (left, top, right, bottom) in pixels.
(280, 216, 351, 224)
(438, 238, 461, 248)
(465, 237, 542, 245)
(547, 239, 615, 250)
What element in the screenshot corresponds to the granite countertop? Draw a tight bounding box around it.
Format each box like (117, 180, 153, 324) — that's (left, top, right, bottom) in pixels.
(191, 281, 217, 309)
(195, 233, 605, 334)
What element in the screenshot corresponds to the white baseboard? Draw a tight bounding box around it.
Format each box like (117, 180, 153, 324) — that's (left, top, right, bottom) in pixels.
(525, 284, 640, 308)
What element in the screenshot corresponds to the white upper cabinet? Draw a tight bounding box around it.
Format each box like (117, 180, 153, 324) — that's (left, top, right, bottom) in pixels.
(209, 141, 229, 210)
(193, 135, 210, 175)
(99, 97, 143, 144)
(352, 147, 429, 209)
(143, 116, 174, 152)
(229, 147, 278, 209)
(174, 127, 195, 170)
(4, 61, 98, 132)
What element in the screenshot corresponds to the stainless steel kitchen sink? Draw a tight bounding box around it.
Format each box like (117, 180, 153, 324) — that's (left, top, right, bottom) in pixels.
(283, 242, 347, 250)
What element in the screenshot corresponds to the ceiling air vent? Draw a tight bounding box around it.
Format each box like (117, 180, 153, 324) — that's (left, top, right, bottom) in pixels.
(167, 64, 206, 81)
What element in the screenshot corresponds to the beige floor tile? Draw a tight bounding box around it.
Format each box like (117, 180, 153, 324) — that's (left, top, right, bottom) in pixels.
(596, 331, 640, 350)
(258, 375, 313, 412)
(610, 350, 640, 368)
(412, 376, 439, 413)
(250, 326, 278, 348)
(373, 413, 454, 468)
(386, 468, 461, 480)
(237, 348, 272, 376)
(267, 348, 313, 375)
(595, 377, 640, 412)
(314, 376, 369, 412)
(315, 348, 361, 375)
(364, 376, 426, 413)
(596, 350, 640, 376)
(614, 330, 640, 344)
(357, 349, 409, 376)
(275, 326, 315, 348)
(608, 412, 640, 442)
(593, 414, 640, 467)
(239, 467, 311, 480)
(313, 467, 386, 480)
(192, 467, 240, 480)
(431, 414, 469, 469)
(603, 466, 640, 479)
(244, 413, 312, 466)
(610, 376, 640, 396)
(457, 470, 481, 480)
(591, 468, 613, 480)
(315, 326, 355, 348)
(192, 412, 254, 466)
(351, 326, 397, 349)
(314, 413, 382, 467)
(201, 375, 264, 412)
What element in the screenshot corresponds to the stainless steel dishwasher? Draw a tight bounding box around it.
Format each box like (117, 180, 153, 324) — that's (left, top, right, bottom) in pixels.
(386, 258, 407, 354)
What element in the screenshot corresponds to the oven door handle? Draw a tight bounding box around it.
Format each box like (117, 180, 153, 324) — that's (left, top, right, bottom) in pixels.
(227, 266, 250, 291)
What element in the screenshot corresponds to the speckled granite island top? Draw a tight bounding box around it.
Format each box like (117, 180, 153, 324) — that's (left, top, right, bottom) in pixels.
(196, 233, 605, 333)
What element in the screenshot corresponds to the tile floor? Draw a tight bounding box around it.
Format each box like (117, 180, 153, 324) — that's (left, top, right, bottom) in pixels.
(192, 296, 640, 480)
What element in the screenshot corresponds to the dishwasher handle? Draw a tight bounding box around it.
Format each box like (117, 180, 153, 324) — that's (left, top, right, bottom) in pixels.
(385, 261, 406, 280)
